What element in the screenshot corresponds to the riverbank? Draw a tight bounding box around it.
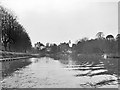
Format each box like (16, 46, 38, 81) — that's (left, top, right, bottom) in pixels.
(47, 52, 120, 61)
(0, 50, 40, 62)
(102, 54, 120, 59)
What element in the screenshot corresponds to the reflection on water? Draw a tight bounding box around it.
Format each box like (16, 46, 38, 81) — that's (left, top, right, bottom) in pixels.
(1, 55, 119, 88)
(1, 59, 32, 78)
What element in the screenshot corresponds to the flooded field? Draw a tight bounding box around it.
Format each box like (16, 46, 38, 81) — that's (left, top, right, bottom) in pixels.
(0, 55, 119, 88)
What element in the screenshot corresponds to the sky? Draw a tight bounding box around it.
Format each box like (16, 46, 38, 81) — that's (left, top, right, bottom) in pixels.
(0, 0, 119, 46)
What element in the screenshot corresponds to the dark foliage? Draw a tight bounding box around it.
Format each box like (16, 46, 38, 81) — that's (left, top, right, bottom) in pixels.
(0, 6, 32, 52)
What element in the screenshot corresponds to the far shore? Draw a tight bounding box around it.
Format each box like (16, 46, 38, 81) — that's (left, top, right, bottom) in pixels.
(0, 50, 41, 62)
(0, 50, 119, 62)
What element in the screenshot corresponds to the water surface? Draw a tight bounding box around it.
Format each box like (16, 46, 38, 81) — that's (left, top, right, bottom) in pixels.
(1, 56, 119, 88)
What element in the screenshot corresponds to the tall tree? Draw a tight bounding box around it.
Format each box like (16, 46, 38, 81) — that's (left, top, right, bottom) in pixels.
(0, 5, 32, 52)
(0, 6, 17, 50)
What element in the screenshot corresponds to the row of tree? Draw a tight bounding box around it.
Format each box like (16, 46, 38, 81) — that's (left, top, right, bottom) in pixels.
(34, 32, 120, 55)
(0, 6, 32, 52)
(72, 33, 119, 54)
(73, 32, 120, 55)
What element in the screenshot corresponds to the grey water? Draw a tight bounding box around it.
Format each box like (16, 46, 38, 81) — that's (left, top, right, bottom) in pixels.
(1, 56, 119, 88)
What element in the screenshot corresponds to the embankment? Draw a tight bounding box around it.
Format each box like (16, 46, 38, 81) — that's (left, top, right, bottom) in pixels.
(0, 51, 40, 62)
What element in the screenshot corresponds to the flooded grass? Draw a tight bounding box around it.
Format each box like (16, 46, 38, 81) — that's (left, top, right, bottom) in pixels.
(61, 53, 119, 88)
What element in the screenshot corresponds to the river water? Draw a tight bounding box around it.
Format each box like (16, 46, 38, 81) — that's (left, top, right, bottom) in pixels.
(0, 56, 119, 88)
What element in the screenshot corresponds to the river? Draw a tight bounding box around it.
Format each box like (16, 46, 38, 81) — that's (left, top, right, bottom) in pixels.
(0, 56, 119, 88)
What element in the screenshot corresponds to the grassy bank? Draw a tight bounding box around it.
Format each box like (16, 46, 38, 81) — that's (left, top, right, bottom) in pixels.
(0, 50, 40, 59)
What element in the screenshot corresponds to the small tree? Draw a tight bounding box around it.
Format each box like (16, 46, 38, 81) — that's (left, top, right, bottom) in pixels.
(106, 35, 114, 40)
(96, 32, 104, 39)
(35, 42, 44, 50)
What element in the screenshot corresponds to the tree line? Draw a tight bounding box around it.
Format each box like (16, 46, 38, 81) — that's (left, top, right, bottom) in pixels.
(34, 32, 120, 55)
(72, 32, 119, 55)
(0, 5, 32, 52)
(1, 5, 119, 55)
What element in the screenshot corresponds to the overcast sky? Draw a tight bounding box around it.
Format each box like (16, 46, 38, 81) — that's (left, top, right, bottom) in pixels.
(1, 0, 119, 46)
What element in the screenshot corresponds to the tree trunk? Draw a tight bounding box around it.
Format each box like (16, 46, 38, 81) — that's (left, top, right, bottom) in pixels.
(8, 43, 11, 51)
(4, 43, 7, 51)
